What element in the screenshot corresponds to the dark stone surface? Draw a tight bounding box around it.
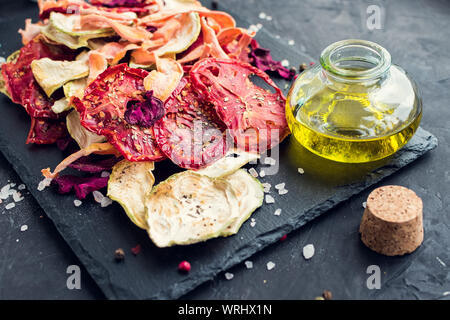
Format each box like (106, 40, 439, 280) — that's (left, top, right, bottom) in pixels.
(0, 0, 448, 300)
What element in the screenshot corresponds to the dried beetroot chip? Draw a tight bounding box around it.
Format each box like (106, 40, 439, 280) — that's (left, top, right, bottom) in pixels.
(190, 58, 289, 153)
(249, 39, 295, 80)
(53, 175, 109, 200)
(124, 91, 164, 128)
(90, 0, 149, 7)
(1, 36, 74, 107)
(26, 117, 68, 145)
(145, 26, 158, 33)
(72, 64, 165, 162)
(68, 156, 121, 173)
(154, 77, 229, 170)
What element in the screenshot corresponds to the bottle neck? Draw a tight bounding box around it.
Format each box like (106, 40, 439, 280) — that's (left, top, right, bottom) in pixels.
(320, 39, 391, 84)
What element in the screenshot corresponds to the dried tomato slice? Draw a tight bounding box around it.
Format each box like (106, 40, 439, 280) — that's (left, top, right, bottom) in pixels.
(153, 77, 229, 170)
(1, 36, 74, 107)
(22, 81, 59, 120)
(73, 64, 165, 162)
(26, 117, 68, 145)
(189, 58, 290, 153)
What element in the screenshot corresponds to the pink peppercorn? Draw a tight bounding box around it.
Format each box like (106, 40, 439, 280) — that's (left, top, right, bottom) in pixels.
(178, 261, 191, 273)
(280, 234, 287, 241)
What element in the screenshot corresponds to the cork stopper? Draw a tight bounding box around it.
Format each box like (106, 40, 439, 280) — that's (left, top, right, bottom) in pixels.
(359, 185, 423, 256)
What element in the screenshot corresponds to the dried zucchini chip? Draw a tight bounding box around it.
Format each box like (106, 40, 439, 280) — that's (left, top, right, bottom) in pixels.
(66, 110, 105, 149)
(41, 18, 115, 50)
(31, 57, 89, 97)
(153, 12, 201, 57)
(145, 171, 239, 247)
(50, 12, 113, 36)
(220, 169, 264, 236)
(107, 160, 155, 230)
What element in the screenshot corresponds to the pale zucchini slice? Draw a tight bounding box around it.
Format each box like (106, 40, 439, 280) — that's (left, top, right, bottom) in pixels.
(220, 169, 264, 236)
(52, 78, 87, 114)
(145, 171, 240, 247)
(6, 50, 20, 63)
(153, 12, 201, 57)
(51, 97, 70, 114)
(31, 57, 89, 97)
(195, 150, 260, 178)
(42, 22, 115, 50)
(50, 12, 113, 36)
(66, 110, 106, 149)
(107, 160, 155, 230)
(63, 78, 87, 99)
(0, 73, 9, 99)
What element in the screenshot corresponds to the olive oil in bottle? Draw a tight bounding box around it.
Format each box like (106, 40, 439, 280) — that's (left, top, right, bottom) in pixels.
(286, 40, 422, 163)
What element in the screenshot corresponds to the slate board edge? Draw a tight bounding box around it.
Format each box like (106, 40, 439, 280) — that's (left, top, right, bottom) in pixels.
(0, 127, 437, 299)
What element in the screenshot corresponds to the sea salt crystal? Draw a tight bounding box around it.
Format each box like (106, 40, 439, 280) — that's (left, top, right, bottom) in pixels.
(92, 190, 105, 203)
(5, 203, 15, 210)
(0, 184, 11, 199)
(259, 170, 266, 178)
(281, 59, 290, 67)
(73, 199, 82, 207)
(303, 244, 315, 260)
(20, 224, 28, 232)
(248, 24, 259, 33)
(274, 208, 282, 216)
(0, 56, 5, 64)
(100, 171, 110, 178)
(250, 218, 256, 227)
(264, 157, 276, 165)
(288, 39, 295, 46)
(279, 189, 288, 195)
(18, 184, 26, 190)
(256, 23, 263, 30)
(266, 261, 276, 270)
(266, 15, 272, 21)
(244, 261, 253, 269)
(248, 167, 258, 178)
(275, 183, 285, 190)
(37, 178, 52, 191)
(100, 197, 113, 208)
(297, 168, 305, 174)
(436, 256, 447, 267)
(362, 201, 367, 209)
(224, 272, 234, 280)
(262, 183, 271, 193)
(265, 194, 275, 204)
(12, 191, 24, 202)
(258, 12, 267, 19)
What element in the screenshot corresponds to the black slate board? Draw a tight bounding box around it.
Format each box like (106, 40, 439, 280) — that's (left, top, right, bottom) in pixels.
(0, 0, 438, 299)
